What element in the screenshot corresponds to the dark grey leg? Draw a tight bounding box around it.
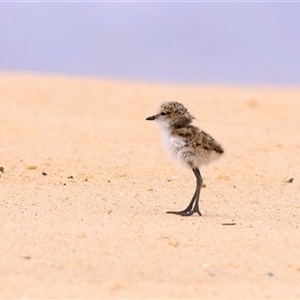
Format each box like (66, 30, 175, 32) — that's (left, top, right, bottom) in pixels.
(191, 167, 202, 216)
(166, 188, 197, 214)
(166, 167, 203, 216)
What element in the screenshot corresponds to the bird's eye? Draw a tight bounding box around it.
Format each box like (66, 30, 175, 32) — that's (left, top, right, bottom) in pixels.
(161, 112, 166, 116)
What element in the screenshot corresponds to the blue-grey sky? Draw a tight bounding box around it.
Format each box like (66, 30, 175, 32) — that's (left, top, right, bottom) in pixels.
(0, 2, 300, 85)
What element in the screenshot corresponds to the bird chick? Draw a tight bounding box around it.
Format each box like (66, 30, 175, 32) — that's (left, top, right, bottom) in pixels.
(146, 102, 224, 216)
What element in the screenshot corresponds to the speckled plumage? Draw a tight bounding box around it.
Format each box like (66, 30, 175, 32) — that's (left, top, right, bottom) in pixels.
(149, 102, 224, 169)
(146, 101, 224, 216)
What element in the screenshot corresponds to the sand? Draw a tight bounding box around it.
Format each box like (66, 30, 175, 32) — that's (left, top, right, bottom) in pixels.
(0, 72, 300, 299)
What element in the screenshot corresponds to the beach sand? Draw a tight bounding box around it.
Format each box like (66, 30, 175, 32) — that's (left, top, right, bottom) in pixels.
(1, 73, 300, 299)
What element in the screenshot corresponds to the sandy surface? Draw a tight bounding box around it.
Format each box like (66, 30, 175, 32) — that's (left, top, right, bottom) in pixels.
(0, 73, 300, 299)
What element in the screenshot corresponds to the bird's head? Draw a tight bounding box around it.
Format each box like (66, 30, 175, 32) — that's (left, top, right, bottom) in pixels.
(146, 102, 194, 128)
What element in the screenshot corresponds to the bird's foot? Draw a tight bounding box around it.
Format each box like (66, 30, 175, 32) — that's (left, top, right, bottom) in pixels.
(166, 209, 202, 217)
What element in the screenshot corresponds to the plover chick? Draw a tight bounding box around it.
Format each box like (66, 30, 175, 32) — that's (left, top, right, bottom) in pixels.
(146, 102, 224, 216)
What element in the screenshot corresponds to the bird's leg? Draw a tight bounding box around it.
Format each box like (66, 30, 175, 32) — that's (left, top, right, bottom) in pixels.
(190, 167, 202, 216)
(166, 189, 197, 215)
(166, 167, 203, 216)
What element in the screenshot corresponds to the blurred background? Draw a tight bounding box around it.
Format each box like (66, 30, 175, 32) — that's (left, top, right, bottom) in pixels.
(0, 2, 300, 85)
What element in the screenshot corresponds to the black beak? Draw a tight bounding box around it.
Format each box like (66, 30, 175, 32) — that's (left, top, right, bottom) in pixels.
(146, 115, 156, 121)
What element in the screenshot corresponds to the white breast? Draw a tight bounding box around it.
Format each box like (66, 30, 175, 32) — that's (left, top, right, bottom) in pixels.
(160, 127, 186, 163)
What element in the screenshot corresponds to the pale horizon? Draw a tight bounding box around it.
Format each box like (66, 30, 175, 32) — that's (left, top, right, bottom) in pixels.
(1, 2, 300, 85)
